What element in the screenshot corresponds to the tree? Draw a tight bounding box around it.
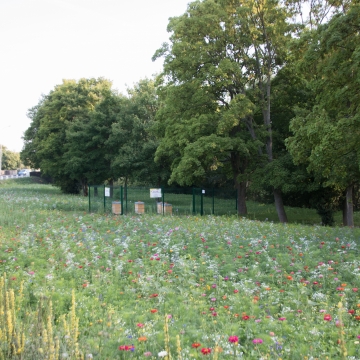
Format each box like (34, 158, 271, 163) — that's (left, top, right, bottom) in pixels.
(22, 78, 115, 194)
(153, 0, 292, 219)
(22, 98, 46, 170)
(0, 146, 21, 170)
(286, 3, 360, 226)
(107, 79, 169, 186)
(63, 85, 122, 193)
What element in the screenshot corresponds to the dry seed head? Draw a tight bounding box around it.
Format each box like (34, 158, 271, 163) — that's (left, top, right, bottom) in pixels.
(176, 335, 182, 360)
(42, 328, 48, 347)
(55, 336, 60, 359)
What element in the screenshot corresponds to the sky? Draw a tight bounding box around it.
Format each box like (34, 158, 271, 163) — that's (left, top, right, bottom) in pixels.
(0, 0, 191, 152)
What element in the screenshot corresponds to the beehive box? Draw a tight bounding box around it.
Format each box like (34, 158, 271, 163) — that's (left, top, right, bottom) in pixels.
(157, 202, 172, 215)
(135, 201, 145, 214)
(112, 201, 122, 215)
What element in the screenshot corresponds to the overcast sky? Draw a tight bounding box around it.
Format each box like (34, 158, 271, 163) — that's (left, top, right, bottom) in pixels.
(0, 0, 190, 152)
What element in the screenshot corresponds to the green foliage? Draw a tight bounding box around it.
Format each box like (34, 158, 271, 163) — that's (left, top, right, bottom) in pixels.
(0, 145, 21, 170)
(64, 84, 123, 186)
(153, 0, 296, 220)
(107, 79, 168, 185)
(22, 77, 169, 194)
(285, 3, 360, 225)
(287, 3, 360, 188)
(22, 78, 121, 193)
(22, 98, 46, 170)
(153, 0, 266, 213)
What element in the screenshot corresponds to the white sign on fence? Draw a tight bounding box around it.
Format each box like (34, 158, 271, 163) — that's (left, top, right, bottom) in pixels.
(105, 187, 110, 197)
(150, 188, 162, 198)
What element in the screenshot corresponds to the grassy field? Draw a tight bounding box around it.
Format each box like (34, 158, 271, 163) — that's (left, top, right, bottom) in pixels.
(1, 178, 360, 359)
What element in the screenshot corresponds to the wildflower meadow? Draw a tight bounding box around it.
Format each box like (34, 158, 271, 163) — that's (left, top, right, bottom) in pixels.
(1, 179, 360, 359)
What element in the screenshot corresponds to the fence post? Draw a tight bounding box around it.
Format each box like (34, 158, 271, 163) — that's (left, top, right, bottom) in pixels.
(212, 188, 215, 215)
(104, 185, 106, 212)
(235, 188, 238, 212)
(125, 184, 128, 214)
(192, 188, 195, 214)
(88, 185, 91, 213)
(120, 186, 124, 215)
(162, 187, 165, 215)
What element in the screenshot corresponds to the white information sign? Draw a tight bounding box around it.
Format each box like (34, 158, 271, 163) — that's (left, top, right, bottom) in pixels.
(202, 190, 205, 194)
(105, 187, 110, 197)
(150, 188, 162, 198)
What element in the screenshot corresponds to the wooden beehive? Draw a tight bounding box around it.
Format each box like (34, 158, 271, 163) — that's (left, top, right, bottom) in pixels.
(112, 201, 122, 215)
(157, 202, 172, 215)
(135, 201, 145, 214)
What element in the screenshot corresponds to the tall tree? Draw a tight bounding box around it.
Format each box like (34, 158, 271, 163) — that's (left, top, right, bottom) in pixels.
(22, 98, 46, 170)
(22, 78, 114, 194)
(240, 0, 293, 222)
(107, 79, 169, 186)
(153, 0, 292, 219)
(64, 86, 122, 192)
(286, 3, 360, 226)
(0, 146, 21, 170)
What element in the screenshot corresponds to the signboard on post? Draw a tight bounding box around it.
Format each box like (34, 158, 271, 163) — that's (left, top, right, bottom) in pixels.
(105, 187, 110, 197)
(150, 188, 162, 198)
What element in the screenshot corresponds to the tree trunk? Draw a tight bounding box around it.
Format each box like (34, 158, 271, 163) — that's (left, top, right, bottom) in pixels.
(124, 176, 128, 201)
(82, 179, 88, 197)
(253, 28, 288, 224)
(274, 188, 288, 223)
(109, 179, 114, 198)
(343, 185, 354, 227)
(236, 180, 247, 215)
(231, 152, 247, 215)
(263, 79, 287, 223)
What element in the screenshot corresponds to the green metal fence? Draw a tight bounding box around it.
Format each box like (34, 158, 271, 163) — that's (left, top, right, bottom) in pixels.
(88, 185, 237, 216)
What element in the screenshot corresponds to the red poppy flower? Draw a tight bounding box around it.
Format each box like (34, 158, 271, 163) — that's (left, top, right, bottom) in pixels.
(201, 348, 211, 355)
(119, 345, 134, 351)
(192, 342, 201, 348)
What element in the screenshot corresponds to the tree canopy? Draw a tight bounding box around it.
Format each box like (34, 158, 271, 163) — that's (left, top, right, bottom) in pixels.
(0, 145, 21, 171)
(286, 2, 360, 225)
(22, 78, 165, 194)
(19, 0, 360, 225)
(152, 0, 294, 219)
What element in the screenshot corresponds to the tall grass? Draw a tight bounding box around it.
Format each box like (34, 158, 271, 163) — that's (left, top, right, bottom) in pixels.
(1, 178, 360, 359)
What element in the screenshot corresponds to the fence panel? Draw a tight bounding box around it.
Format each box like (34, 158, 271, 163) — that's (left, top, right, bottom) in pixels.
(89, 185, 105, 213)
(213, 187, 238, 215)
(88, 185, 237, 216)
(162, 187, 194, 215)
(191, 188, 202, 215)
